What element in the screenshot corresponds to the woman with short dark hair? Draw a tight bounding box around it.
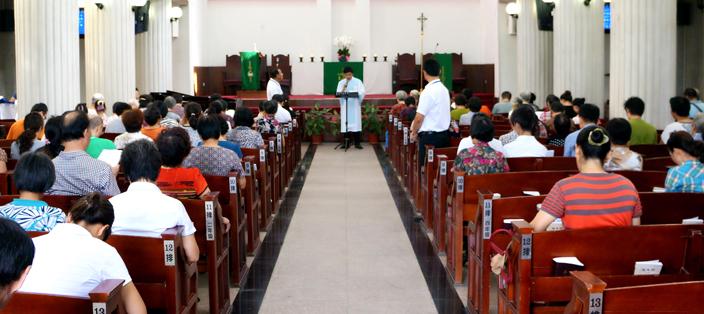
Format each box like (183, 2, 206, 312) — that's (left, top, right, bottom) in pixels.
(529, 126, 642, 231)
(183, 115, 246, 188)
(155, 128, 211, 199)
(228, 106, 264, 148)
(665, 131, 704, 192)
(604, 118, 642, 171)
(0, 152, 65, 231)
(114, 109, 152, 149)
(453, 114, 509, 175)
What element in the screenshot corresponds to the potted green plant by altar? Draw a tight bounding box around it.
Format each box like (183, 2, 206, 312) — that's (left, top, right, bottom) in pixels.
(305, 104, 332, 144)
(362, 103, 384, 144)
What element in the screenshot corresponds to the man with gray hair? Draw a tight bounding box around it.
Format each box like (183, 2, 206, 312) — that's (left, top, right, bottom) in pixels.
(163, 96, 181, 121)
(391, 90, 408, 115)
(692, 113, 704, 141)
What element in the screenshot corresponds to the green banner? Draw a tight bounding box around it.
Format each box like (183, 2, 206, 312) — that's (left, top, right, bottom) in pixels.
(240, 51, 261, 90)
(323, 62, 364, 95)
(433, 53, 453, 91)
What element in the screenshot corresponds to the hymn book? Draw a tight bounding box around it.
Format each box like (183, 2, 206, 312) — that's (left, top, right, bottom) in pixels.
(634, 260, 663, 275)
(552, 257, 584, 276)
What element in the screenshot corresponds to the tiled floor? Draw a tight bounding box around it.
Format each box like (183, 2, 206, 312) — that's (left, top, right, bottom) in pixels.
(257, 144, 436, 314)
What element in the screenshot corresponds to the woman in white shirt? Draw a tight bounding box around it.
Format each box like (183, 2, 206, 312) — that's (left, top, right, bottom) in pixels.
(503, 105, 548, 158)
(113, 109, 152, 149)
(20, 193, 147, 313)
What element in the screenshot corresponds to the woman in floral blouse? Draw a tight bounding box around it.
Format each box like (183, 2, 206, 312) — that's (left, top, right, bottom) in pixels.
(255, 100, 280, 135)
(227, 106, 264, 148)
(454, 114, 509, 175)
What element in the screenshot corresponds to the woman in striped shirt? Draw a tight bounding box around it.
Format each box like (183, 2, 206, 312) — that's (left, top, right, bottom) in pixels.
(530, 126, 642, 231)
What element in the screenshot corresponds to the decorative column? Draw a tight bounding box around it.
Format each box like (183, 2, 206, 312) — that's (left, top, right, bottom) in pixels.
(14, 0, 80, 116)
(609, 0, 676, 129)
(84, 0, 136, 105)
(517, 0, 553, 103)
(553, 0, 605, 107)
(136, 0, 173, 93)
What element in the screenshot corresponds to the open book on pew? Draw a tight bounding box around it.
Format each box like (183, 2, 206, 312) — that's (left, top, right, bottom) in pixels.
(682, 216, 704, 225)
(503, 219, 526, 230)
(652, 186, 666, 193)
(98, 149, 122, 167)
(523, 191, 540, 196)
(634, 259, 663, 275)
(553, 257, 584, 276)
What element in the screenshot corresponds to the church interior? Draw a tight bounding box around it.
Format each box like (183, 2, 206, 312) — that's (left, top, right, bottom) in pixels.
(1, 0, 704, 313)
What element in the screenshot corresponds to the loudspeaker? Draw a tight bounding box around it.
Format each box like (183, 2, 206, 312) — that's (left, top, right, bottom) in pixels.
(535, 0, 554, 31)
(0, 10, 13, 32)
(134, 2, 150, 34)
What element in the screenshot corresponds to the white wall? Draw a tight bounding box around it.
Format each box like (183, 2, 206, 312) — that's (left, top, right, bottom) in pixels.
(497, 2, 517, 96)
(172, 6, 192, 94)
(190, 0, 498, 67)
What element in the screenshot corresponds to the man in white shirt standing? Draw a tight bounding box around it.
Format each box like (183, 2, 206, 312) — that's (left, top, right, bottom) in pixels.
(272, 94, 292, 123)
(410, 59, 451, 172)
(266, 68, 284, 101)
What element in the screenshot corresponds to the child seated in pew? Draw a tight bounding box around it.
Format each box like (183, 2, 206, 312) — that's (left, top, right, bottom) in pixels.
(109, 140, 203, 264)
(455, 114, 508, 175)
(20, 193, 147, 314)
(0, 153, 65, 231)
(0, 217, 34, 309)
(155, 128, 211, 199)
(604, 118, 643, 171)
(529, 126, 642, 231)
(503, 105, 548, 158)
(665, 131, 704, 193)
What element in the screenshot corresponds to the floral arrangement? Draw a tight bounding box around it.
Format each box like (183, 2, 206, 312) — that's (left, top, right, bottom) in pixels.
(333, 35, 353, 62)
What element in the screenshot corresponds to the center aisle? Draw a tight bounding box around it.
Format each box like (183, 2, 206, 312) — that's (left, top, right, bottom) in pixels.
(258, 144, 436, 313)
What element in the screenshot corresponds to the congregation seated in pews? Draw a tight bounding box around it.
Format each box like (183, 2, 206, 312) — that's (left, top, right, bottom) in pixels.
(0, 91, 303, 312)
(385, 82, 704, 313)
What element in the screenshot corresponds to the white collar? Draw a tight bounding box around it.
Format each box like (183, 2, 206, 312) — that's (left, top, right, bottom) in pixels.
(50, 223, 93, 239)
(126, 181, 162, 193)
(269, 79, 280, 85)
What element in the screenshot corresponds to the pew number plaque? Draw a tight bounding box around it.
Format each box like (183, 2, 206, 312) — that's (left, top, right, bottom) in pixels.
(589, 292, 603, 314)
(403, 127, 409, 145)
(456, 176, 464, 193)
(93, 302, 107, 314)
(163, 240, 175, 266)
(229, 176, 238, 194)
(269, 140, 275, 152)
(482, 199, 493, 239)
(245, 162, 252, 176)
(520, 234, 532, 259)
(205, 201, 215, 241)
(440, 161, 447, 176)
(428, 149, 434, 162)
(260, 149, 266, 162)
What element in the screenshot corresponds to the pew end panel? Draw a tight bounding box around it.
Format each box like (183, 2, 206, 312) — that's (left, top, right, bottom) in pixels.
(180, 193, 232, 314)
(1, 279, 125, 314)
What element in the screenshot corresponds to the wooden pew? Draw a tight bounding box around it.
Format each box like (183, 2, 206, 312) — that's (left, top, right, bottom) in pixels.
(179, 193, 232, 314)
(631, 144, 669, 158)
(564, 271, 704, 314)
(643, 156, 676, 172)
(467, 192, 704, 314)
(202, 172, 248, 286)
(506, 157, 578, 171)
(241, 156, 261, 254)
(432, 154, 453, 252)
(266, 136, 281, 213)
(242, 147, 272, 229)
(0, 279, 125, 314)
(108, 227, 198, 314)
(448, 170, 578, 283)
(498, 222, 704, 314)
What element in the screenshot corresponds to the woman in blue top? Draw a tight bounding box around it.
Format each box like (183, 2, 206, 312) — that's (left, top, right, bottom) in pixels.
(665, 131, 704, 192)
(0, 152, 65, 231)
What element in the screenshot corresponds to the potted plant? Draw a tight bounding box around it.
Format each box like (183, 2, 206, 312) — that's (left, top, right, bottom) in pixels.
(333, 35, 352, 62)
(362, 103, 384, 144)
(304, 104, 332, 144)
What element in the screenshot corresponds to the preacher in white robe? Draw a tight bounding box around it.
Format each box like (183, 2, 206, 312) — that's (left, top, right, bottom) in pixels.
(266, 68, 284, 100)
(336, 72, 366, 133)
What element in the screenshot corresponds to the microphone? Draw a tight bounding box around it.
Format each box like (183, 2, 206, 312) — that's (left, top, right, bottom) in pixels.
(342, 80, 349, 92)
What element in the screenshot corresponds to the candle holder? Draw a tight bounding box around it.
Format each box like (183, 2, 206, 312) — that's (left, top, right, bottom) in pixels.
(310, 56, 315, 62)
(299, 56, 304, 63)
(362, 56, 367, 62)
(320, 56, 325, 62)
(373, 55, 378, 62)
(383, 55, 388, 62)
